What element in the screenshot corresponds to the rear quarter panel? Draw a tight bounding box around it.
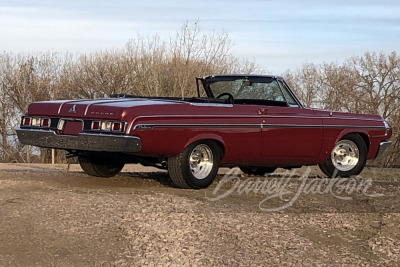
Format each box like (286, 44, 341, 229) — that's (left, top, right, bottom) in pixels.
(125, 104, 263, 165)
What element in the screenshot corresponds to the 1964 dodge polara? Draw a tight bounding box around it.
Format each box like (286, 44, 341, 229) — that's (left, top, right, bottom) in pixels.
(16, 74, 392, 189)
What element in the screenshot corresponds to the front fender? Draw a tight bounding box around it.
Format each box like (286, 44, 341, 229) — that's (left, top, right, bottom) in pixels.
(318, 128, 372, 162)
(334, 129, 370, 144)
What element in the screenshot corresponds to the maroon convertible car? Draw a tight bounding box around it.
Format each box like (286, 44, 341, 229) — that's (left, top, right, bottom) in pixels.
(16, 74, 392, 189)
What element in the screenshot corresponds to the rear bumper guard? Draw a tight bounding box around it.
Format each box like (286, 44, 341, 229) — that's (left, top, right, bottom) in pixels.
(16, 128, 141, 153)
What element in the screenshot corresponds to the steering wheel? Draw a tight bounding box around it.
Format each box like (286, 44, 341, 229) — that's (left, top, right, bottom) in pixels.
(216, 92, 235, 104)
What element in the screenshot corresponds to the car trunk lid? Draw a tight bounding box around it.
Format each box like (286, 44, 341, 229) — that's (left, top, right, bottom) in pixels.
(26, 98, 187, 120)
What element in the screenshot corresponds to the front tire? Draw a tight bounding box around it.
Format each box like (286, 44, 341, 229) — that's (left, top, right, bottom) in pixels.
(78, 152, 124, 178)
(168, 141, 221, 189)
(318, 134, 367, 177)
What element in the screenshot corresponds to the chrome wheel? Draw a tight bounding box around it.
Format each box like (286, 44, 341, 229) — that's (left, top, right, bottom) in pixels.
(331, 140, 359, 171)
(168, 141, 221, 189)
(189, 144, 214, 180)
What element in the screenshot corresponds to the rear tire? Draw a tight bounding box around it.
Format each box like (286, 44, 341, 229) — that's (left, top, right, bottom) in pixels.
(168, 141, 221, 189)
(78, 152, 124, 178)
(318, 134, 367, 178)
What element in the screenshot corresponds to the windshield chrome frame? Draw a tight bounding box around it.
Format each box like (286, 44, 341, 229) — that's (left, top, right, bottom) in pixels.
(198, 75, 304, 108)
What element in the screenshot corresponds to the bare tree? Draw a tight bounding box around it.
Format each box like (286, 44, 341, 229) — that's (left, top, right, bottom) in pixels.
(284, 63, 323, 107)
(349, 52, 400, 118)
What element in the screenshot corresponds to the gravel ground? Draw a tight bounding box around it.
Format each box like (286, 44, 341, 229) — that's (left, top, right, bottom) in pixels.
(0, 163, 399, 266)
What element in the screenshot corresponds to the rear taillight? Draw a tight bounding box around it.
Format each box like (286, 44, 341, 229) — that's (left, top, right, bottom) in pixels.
(91, 120, 125, 132)
(41, 118, 51, 127)
(101, 121, 112, 131)
(21, 116, 125, 133)
(22, 117, 31, 126)
(31, 117, 41, 127)
(21, 116, 51, 128)
(112, 122, 122, 132)
(91, 121, 100, 130)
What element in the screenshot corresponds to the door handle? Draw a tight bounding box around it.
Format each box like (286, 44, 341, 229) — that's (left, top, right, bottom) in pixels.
(257, 108, 268, 115)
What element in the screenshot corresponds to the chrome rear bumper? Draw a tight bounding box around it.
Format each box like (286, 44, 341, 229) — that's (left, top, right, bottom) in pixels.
(376, 141, 392, 158)
(16, 128, 141, 153)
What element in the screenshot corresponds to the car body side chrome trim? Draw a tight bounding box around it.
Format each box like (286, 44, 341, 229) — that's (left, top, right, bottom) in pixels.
(133, 123, 385, 130)
(127, 114, 386, 133)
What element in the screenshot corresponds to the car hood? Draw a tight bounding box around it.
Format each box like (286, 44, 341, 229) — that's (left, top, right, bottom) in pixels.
(26, 98, 187, 120)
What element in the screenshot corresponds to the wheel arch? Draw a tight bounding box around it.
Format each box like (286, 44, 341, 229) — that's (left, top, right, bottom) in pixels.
(319, 130, 371, 163)
(355, 132, 370, 152)
(336, 131, 370, 153)
(183, 134, 226, 159)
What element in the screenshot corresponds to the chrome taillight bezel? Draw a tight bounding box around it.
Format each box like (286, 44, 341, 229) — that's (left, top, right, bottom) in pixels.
(22, 116, 31, 126)
(101, 121, 112, 131)
(31, 117, 41, 127)
(21, 116, 51, 128)
(90, 120, 125, 133)
(111, 122, 123, 132)
(91, 121, 101, 130)
(41, 118, 51, 127)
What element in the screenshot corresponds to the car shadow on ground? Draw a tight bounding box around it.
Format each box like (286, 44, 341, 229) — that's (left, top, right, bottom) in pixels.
(117, 171, 174, 187)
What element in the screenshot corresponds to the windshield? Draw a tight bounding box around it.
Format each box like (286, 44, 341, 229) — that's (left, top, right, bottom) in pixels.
(210, 79, 287, 101)
(200, 76, 301, 107)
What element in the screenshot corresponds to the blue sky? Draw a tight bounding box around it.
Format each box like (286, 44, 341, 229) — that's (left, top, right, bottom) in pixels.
(0, 0, 399, 73)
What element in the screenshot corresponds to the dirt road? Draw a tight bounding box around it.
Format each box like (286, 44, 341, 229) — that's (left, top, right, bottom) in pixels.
(0, 163, 399, 266)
